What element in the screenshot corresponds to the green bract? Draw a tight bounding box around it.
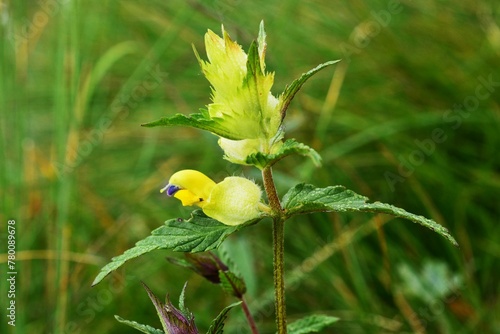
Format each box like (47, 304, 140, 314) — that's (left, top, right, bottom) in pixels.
(142, 21, 339, 167)
(195, 24, 280, 142)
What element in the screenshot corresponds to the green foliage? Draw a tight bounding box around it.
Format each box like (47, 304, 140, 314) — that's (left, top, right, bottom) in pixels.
(286, 315, 339, 334)
(283, 183, 458, 246)
(282, 184, 368, 214)
(278, 60, 340, 120)
(245, 40, 264, 82)
(141, 111, 241, 140)
(94, 13, 456, 334)
(245, 139, 322, 169)
(114, 316, 165, 334)
(92, 211, 249, 286)
(218, 270, 247, 298)
(206, 302, 242, 334)
(7, 1, 498, 333)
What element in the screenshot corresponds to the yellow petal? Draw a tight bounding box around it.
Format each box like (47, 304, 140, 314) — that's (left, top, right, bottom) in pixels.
(173, 189, 204, 207)
(218, 137, 284, 165)
(168, 170, 216, 206)
(218, 138, 262, 165)
(203, 177, 262, 226)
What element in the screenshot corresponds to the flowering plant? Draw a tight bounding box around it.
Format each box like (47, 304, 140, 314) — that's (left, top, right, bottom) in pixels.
(93, 22, 457, 334)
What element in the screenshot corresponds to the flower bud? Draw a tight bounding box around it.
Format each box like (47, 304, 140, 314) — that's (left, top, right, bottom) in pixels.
(142, 282, 199, 334)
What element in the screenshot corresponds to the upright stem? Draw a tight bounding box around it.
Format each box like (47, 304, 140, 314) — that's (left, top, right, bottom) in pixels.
(241, 296, 259, 334)
(272, 216, 287, 333)
(262, 167, 281, 211)
(262, 167, 287, 334)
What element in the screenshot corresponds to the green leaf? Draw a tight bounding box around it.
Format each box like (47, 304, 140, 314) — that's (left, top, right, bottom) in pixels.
(92, 211, 243, 286)
(178, 281, 188, 314)
(278, 60, 340, 120)
(141, 112, 243, 141)
(114, 315, 165, 334)
(246, 139, 322, 169)
(282, 184, 368, 215)
(282, 184, 458, 246)
(166, 257, 193, 270)
(219, 270, 247, 298)
(206, 302, 242, 334)
(287, 315, 339, 334)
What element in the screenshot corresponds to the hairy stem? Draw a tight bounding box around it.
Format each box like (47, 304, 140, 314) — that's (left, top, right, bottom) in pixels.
(262, 167, 282, 213)
(272, 216, 287, 333)
(262, 167, 287, 334)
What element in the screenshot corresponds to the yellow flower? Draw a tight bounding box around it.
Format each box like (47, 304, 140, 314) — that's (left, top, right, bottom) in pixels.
(193, 22, 283, 164)
(162, 170, 267, 226)
(143, 22, 338, 168)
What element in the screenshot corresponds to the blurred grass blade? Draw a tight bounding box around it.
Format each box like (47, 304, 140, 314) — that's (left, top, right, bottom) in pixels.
(77, 41, 139, 118)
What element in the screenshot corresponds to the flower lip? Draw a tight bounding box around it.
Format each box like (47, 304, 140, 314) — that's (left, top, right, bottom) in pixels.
(160, 184, 181, 197)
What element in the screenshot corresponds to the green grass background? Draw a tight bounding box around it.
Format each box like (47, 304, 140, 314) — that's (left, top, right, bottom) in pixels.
(1, 0, 499, 333)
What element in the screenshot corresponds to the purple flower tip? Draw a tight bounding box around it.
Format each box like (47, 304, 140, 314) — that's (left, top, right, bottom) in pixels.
(161, 184, 181, 196)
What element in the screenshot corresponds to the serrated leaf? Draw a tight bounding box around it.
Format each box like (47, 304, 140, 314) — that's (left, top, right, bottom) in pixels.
(141, 112, 243, 141)
(245, 139, 322, 169)
(286, 314, 339, 334)
(114, 315, 165, 334)
(92, 211, 243, 286)
(219, 270, 247, 298)
(282, 184, 458, 246)
(278, 60, 340, 120)
(206, 302, 242, 334)
(282, 184, 368, 215)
